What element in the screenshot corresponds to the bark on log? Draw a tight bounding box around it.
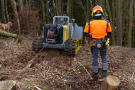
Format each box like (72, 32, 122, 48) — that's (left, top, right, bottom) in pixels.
(0, 30, 17, 37)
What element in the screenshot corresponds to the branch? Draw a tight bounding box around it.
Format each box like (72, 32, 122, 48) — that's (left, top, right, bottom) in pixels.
(71, 66, 89, 88)
(13, 44, 48, 80)
(53, 71, 71, 79)
(74, 58, 92, 80)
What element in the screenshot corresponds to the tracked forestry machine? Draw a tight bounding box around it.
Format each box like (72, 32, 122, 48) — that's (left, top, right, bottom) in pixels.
(32, 16, 83, 55)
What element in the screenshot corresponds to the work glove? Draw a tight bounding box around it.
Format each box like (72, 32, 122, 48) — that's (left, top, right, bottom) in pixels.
(105, 38, 110, 46)
(101, 38, 110, 50)
(105, 38, 110, 49)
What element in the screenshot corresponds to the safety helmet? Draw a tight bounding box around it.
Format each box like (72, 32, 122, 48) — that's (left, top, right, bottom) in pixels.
(92, 5, 103, 17)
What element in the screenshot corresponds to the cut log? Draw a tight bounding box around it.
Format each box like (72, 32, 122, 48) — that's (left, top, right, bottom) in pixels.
(11, 84, 22, 90)
(101, 75, 120, 90)
(106, 75, 120, 90)
(0, 80, 17, 90)
(0, 30, 17, 37)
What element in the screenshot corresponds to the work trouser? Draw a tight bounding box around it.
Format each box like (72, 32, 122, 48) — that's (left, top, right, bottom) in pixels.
(91, 46, 108, 73)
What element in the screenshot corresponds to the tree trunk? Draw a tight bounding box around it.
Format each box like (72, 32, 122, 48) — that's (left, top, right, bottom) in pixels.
(1, 0, 6, 23)
(61, 0, 63, 15)
(19, 0, 22, 11)
(71, 0, 73, 18)
(46, 0, 49, 23)
(28, 0, 32, 11)
(58, 0, 62, 15)
(52, 0, 55, 15)
(106, 0, 115, 46)
(99, 0, 102, 7)
(5, 0, 9, 21)
(86, 0, 89, 20)
(67, 0, 71, 18)
(133, 1, 135, 47)
(41, 0, 46, 25)
(116, 0, 122, 46)
(55, 0, 58, 16)
(102, 0, 106, 16)
(89, 0, 93, 18)
(25, 0, 29, 31)
(11, 0, 21, 34)
(122, 0, 129, 46)
(111, 0, 116, 45)
(90, 0, 93, 10)
(128, 0, 134, 47)
(95, 0, 98, 5)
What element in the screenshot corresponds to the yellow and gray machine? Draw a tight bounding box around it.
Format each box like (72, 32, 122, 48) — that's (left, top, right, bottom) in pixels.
(32, 16, 83, 55)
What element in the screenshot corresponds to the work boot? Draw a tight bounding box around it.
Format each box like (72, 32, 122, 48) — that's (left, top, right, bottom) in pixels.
(92, 73, 99, 80)
(102, 70, 107, 77)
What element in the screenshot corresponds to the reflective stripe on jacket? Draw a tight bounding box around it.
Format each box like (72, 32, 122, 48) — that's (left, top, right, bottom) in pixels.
(84, 18, 112, 39)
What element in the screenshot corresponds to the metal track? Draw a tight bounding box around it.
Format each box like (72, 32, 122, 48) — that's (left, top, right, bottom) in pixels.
(32, 37, 43, 53)
(65, 38, 77, 56)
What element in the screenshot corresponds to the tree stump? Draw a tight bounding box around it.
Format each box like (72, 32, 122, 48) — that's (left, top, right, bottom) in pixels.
(104, 75, 120, 90)
(0, 80, 16, 90)
(101, 75, 120, 90)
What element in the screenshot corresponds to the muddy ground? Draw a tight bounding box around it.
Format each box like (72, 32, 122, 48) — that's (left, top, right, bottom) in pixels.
(0, 37, 135, 90)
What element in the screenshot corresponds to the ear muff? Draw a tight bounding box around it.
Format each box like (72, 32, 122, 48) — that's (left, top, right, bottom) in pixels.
(92, 11, 104, 17)
(92, 12, 94, 17)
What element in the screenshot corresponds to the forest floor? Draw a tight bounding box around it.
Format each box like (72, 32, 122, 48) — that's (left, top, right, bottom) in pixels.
(0, 36, 135, 90)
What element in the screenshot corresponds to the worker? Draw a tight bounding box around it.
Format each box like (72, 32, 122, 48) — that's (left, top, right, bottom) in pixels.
(84, 5, 112, 79)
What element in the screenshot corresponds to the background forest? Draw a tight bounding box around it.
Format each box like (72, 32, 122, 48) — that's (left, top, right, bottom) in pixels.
(0, 0, 135, 47)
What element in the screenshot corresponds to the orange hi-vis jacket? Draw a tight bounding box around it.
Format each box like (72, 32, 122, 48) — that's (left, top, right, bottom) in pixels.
(84, 18, 112, 39)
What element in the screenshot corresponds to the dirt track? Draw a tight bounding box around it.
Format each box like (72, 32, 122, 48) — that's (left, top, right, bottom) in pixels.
(0, 37, 135, 89)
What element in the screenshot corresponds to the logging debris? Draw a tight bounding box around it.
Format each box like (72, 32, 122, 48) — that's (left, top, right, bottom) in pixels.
(0, 37, 135, 89)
